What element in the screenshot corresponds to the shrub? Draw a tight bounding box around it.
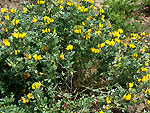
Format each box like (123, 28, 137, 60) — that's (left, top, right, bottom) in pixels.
(0, 0, 150, 112)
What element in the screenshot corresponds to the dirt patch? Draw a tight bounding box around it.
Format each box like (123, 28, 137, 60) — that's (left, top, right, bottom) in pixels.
(0, 0, 32, 9)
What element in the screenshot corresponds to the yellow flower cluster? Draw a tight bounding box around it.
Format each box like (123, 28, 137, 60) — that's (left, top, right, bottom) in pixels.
(74, 29, 82, 34)
(67, 2, 73, 6)
(112, 31, 120, 38)
(145, 89, 150, 94)
(133, 53, 138, 58)
(90, 48, 100, 53)
(21, 97, 29, 103)
(105, 40, 115, 46)
(66, 44, 73, 50)
(3, 39, 10, 46)
(44, 16, 54, 24)
(138, 73, 150, 83)
(32, 82, 41, 89)
(129, 44, 136, 48)
(1, 8, 7, 13)
(15, 50, 20, 55)
(141, 67, 148, 72)
(106, 97, 111, 104)
(97, 43, 105, 48)
(81, 0, 94, 4)
(123, 94, 132, 100)
(140, 32, 145, 37)
(78, 5, 88, 12)
(118, 29, 123, 34)
(21, 93, 32, 103)
(99, 9, 104, 13)
(12, 19, 19, 25)
(13, 32, 26, 39)
(42, 28, 50, 33)
(114, 38, 121, 43)
(32, 16, 37, 23)
(33, 54, 42, 61)
(10, 8, 17, 13)
(37, 0, 45, 4)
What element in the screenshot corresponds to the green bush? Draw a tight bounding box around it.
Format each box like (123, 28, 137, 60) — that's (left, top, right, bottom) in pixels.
(101, 0, 144, 35)
(0, 0, 150, 112)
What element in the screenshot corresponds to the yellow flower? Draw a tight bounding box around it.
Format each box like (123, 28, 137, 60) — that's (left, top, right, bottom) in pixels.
(32, 16, 37, 23)
(60, 54, 65, 60)
(53, 29, 56, 34)
(33, 54, 38, 61)
(99, 9, 104, 13)
(113, 31, 120, 38)
(105, 106, 109, 110)
(4, 15, 9, 20)
(147, 100, 150, 105)
(123, 43, 127, 47)
(27, 93, 32, 99)
(126, 94, 131, 100)
(106, 97, 111, 104)
(114, 38, 120, 43)
(133, 53, 138, 58)
(12, 19, 19, 25)
(101, 15, 105, 22)
(35, 82, 41, 88)
(142, 47, 145, 52)
(99, 110, 104, 113)
(87, 0, 94, 4)
(145, 62, 148, 66)
(37, 55, 42, 60)
(100, 43, 105, 48)
(60, 5, 64, 10)
(66, 44, 73, 50)
(82, 22, 85, 26)
(67, 2, 73, 6)
(1, 8, 7, 13)
(99, 23, 103, 28)
(145, 89, 150, 94)
(23, 7, 28, 13)
(32, 84, 35, 89)
(141, 32, 145, 37)
(5, 28, 8, 32)
(14, 50, 20, 55)
(10, 9, 16, 13)
(138, 79, 141, 82)
(16, 20, 19, 25)
(108, 23, 111, 27)
(37, 0, 45, 4)
(12, 19, 15, 25)
(129, 82, 133, 88)
(3, 39, 10, 46)
(118, 29, 123, 34)
(74, 29, 81, 34)
(21, 97, 26, 103)
(13, 32, 19, 38)
(141, 67, 148, 72)
(129, 44, 136, 48)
